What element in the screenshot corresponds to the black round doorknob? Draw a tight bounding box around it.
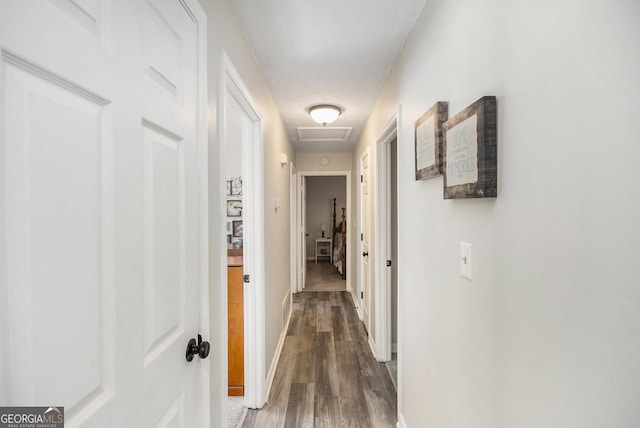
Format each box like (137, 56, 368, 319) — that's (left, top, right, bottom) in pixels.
(186, 338, 197, 362)
(362, 251, 369, 257)
(186, 334, 210, 362)
(199, 339, 210, 359)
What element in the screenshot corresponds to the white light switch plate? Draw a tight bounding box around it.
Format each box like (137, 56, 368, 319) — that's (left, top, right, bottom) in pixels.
(460, 242, 472, 280)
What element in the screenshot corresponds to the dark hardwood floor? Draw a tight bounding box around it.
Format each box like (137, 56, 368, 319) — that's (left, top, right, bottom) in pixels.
(304, 260, 346, 292)
(241, 291, 397, 428)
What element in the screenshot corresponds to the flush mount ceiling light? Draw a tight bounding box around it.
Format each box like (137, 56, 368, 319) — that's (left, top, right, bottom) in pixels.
(308, 104, 342, 126)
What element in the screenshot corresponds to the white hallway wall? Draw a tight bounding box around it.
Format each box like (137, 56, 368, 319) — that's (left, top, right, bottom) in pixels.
(296, 152, 353, 172)
(355, 0, 640, 427)
(198, 0, 294, 421)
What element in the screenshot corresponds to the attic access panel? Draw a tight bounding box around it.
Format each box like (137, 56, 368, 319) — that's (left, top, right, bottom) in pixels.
(297, 127, 352, 142)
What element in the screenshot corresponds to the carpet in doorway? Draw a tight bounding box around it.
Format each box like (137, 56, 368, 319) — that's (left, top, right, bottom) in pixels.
(227, 396, 246, 427)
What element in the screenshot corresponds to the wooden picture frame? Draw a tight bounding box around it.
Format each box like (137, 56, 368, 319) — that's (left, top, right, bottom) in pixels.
(228, 177, 242, 196)
(232, 220, 243, 238)
(443, 96, 497, 199)
(415, 101, 448, 180)
(227, 200, 242, 217)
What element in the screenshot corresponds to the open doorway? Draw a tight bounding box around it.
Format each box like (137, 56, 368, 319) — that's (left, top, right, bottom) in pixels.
(304, 176, 347, 292)
(219, 52, 266, 427)
(223, 92, 244, 406)
(374, 110, 400, 388)
(293, 171, 352, 296)
(387, 137, 398, 389)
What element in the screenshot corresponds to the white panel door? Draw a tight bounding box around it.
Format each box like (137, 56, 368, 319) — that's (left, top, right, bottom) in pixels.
(361, 150, 372, 334)
(0, 1, 207, 427)
(300, 175, 307, 291)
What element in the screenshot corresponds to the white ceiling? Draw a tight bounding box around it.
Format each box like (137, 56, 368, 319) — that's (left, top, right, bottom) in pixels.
(229, 0, 427, 153)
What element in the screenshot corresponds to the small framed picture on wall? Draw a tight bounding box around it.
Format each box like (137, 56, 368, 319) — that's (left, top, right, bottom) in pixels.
(415, 101, 448, 180)
(443, 96, 497, 199)
(227, 200, 242, 217)
(232, 220, 243, 238)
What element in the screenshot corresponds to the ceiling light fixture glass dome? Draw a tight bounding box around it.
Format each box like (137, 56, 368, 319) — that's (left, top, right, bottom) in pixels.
(308, 104, 342, 126)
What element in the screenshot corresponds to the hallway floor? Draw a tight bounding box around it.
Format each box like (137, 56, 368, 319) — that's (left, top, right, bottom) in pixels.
(304, 260, 346, 292)
(241, 291, 397, 428)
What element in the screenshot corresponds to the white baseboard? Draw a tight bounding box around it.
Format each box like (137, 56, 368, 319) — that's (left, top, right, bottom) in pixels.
(263, 294, 293, 402)
(368, 334, 377, 359)
(397, 411, 408, 428)
(349, 289, 363, 320)
(281, 291, 291, 332)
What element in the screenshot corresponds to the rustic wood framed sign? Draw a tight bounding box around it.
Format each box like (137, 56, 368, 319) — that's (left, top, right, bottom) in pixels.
(415, 101, 448, 180)
(443, 96, 497, 199)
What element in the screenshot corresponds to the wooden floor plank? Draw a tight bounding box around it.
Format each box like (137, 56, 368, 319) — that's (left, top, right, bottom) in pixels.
(314, 331, 339, 396)
(330, 305, 351, 342)
(316, 299, 332, 332)
(295, 382, 315, 428)
(335, 340, 360, 400)
(283, 383, 305, 428)
(292, 333, 316, 384)
(361, 375, 398, 428)
(313, 395, 341, 428)
(241, 291, 396, 428)
(339, 395, 373, 428)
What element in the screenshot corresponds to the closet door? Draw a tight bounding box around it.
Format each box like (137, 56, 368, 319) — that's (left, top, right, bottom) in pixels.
(360, 149, 372, 333)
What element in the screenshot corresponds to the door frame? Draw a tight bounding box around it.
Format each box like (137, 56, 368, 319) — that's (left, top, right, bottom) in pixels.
(292, 170, 352, 293)
(373, 108, 400, 362)
(298, 174, 306, 293)
(289, 162, 297, 296)
(187, 0, 210, 423)
(219, 51, 266, 412)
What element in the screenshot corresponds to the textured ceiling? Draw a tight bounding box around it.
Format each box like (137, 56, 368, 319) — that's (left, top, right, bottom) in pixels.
(229, 0, 427, 152)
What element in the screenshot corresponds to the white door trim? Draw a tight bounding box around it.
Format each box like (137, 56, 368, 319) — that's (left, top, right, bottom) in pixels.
(374, 108, 400, 362)
(294, 170, 352, 293)
(181, 0, 210, 423)
(295, 174, 307, 293)
(300, 175, 307, 292)
(219, 51, 266, 412)
(289, 162, 298, 296)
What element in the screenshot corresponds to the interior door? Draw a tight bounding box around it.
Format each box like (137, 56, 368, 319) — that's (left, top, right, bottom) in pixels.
(300, 175, 307, 291)
(361, 150, 372, 333)
(0, 1, 207, 426)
